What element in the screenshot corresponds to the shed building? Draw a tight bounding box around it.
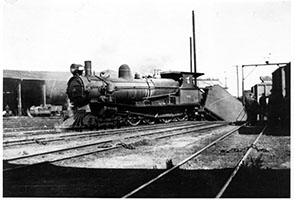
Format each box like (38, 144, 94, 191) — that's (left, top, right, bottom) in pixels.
(3, 70, 71, 116)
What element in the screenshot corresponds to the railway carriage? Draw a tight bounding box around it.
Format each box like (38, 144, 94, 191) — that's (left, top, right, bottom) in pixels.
(268, 63, 290, 129)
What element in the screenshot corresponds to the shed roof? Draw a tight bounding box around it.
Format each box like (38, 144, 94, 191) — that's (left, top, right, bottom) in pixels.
(3, 70, 71, 81)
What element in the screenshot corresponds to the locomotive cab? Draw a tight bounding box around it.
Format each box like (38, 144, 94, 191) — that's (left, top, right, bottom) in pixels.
(160, 71, 204, 104)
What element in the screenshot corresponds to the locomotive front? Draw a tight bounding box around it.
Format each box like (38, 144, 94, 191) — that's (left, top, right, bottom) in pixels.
(67, 61, 108, 108)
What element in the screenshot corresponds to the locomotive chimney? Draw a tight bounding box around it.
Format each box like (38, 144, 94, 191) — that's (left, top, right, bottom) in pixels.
(85, 60, 92, 76)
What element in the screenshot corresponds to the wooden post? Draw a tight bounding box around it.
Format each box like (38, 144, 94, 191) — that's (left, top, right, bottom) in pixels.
(17, 80, 22, 116)
(42, 82, 46, 105)
(242, 65, 245, 105)
(235, 65, 239, 98)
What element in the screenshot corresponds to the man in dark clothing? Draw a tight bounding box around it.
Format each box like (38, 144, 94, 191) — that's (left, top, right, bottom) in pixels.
(245, 94, 258, 125)
(259, 93, 267, 120)
(4, 105, 10, 117)
(251, 96, 259, 125)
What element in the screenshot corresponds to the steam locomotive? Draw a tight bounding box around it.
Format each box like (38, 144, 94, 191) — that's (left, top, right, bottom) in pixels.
(64, 60, 207, 128)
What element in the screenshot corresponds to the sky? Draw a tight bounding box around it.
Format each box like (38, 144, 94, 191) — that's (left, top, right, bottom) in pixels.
(1, 0, 291, 96)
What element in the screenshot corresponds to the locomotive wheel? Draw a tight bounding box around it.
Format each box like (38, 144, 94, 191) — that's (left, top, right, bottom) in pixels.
(160, 118, 172, 123)
(127, 117, 141, 126)
(143, 118, 156, 125)
(175, 115, 188, 122)
(83, 114, 99, 128)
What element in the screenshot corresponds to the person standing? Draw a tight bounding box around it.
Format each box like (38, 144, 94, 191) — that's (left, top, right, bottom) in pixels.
(5, 104, 10, 117)
(251, 96, 259, 125)
(259, 93, 267, 120)
(245, 93, 258, 125)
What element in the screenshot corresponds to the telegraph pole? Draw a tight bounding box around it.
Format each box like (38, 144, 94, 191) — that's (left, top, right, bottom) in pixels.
(235, 65, 239, 98)
(242, 65, 245, 105)
(190, 37, 192, 73)
(192, 10, 197, 87)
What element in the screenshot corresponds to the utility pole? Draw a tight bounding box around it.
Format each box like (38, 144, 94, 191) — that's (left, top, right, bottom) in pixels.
(242, 65, 245, 105)
(235, 65, 239, 98)
(189, 37, 192, 73)
(192, 10, 197, 87)
(224, 71, 228, 89)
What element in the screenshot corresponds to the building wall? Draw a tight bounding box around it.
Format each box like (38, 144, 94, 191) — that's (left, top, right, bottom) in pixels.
(3, 78, 68, 115)
(3, 78, 19, 115)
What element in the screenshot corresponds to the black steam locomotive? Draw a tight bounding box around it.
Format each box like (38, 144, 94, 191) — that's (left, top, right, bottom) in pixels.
(64, 60, 206, 128)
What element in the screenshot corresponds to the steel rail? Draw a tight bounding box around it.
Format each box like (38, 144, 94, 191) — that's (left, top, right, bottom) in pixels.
(3, 121, 203, 146)
(4, 122, 222, 162)
(154, 123, 229, 140)
(3, 146, 119, 172)
(215, 125, 267, 198)
(3, 129, 55, 135)
(3, 128, 54, 133)
(47, 124, 226, 166)
(3, 121, 218, 148)
(122, 124, 246, 198)
(4, 122, 229, 172)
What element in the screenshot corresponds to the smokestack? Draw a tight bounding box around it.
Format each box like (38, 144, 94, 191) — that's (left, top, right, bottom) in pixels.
(85, 60, 92, 76)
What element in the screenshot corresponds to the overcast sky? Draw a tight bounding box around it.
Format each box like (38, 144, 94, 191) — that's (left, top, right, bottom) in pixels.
(2, 0, 291, 96)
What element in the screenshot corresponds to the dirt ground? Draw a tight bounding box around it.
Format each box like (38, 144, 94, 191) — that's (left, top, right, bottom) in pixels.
(54, 124, 290, 171)
(2, 117, 291, 197)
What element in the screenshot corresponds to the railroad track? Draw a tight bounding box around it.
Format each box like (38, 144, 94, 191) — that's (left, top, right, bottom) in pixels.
(3, 128, 56, 136)
(122, 124, 269, 198)
(3, 117, 61, 132)
(3, 121, 229, 172)
(3, 119, 194, 136)
(3, 127, 54, 133)
(3, 121, 219, 147)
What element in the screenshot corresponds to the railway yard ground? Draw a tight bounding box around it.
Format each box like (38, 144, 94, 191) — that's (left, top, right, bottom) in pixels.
(2, 116, 290, 198)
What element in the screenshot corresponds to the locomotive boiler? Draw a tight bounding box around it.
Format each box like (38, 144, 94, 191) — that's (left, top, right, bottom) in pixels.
(64, 60, 205, 128)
